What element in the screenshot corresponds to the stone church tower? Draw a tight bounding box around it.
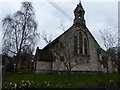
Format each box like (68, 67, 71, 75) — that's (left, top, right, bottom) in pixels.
(74, 2, 85, 26)
(34, 2, 117, 74)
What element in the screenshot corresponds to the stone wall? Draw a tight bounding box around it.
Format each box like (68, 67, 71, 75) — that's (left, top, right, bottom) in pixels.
(50, 25, 117, 73)
(36, 61, 52, 73)
(50, 25, 102, 72)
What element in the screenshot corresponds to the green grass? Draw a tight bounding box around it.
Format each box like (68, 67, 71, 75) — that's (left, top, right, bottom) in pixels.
(17, 69, 32, 74)
(4, 73, 120, 88)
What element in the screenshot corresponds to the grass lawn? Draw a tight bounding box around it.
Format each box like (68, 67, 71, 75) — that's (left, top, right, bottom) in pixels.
(3, 73, 120, 88)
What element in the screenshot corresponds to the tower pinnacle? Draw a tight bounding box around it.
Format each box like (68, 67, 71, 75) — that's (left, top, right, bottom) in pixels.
(79, 0, 81, 4)
(73, 1, 85, 27)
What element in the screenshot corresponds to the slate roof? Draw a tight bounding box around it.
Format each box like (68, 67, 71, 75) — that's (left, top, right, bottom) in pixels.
(36, 48, 54, 61)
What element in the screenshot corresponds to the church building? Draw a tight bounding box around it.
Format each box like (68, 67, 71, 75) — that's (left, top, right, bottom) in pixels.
(34, 2, 117, 74)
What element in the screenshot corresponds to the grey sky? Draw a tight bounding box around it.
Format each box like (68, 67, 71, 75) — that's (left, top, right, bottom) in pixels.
(0, 0, 118, 53)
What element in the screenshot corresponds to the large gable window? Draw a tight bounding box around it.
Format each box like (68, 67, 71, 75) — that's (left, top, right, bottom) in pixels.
(74, 30, 89, 55)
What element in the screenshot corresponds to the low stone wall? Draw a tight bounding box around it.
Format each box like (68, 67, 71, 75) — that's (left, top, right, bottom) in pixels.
(52, 70, 103, 75)
(35, 70, 104, 75)
(35, 69, 52, 74)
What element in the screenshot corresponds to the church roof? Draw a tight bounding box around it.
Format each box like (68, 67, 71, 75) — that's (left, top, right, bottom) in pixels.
(37, 49, 53, 61)
(43, 26, 73, 50)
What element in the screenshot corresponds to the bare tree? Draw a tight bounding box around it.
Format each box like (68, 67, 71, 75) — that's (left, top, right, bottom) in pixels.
(40, 22, 78, 75)
(2, 2, 38, 69)
(58, 20, 66, 32)
(58, 22, 79, 75)
(99, 29, 118, 50)
(51, 34, 79, 84)
(99, 29, 118, 81)
(55, 38, 79, 74)
(99, 29, 118, 63)
(41, 20, 66, 44)
(40, 30, 52, 44)
(41, 24, 78, 81)
(46, 25, 80, 85)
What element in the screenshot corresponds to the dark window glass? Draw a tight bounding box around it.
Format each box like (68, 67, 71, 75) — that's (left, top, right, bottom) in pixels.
(60, 42, 64, 48)
(79, 32, 83, 53)
(84, 38, 87, 54)
(60, 56, 64, 62)
(74, 36, 78, 54)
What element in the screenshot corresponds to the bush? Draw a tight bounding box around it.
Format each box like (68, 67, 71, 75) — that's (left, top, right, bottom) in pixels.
(6, 63, 14, 72)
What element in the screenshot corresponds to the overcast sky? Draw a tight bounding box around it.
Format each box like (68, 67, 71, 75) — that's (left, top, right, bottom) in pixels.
(0, 0, 118, 54)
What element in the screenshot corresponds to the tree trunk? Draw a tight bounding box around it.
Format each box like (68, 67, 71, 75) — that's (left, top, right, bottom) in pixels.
(15, 53, 20, 71)
(67, 70, 72, 87)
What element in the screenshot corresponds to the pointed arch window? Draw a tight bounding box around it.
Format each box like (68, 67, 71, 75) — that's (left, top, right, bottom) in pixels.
(84, 38, 87, 54)
(79, 32, 83, 54)
(74, 36, 78, 54)
(74, 31, 89, 55)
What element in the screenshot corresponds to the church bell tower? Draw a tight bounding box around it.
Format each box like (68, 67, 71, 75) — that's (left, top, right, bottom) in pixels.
(73, 2, 86, 27)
